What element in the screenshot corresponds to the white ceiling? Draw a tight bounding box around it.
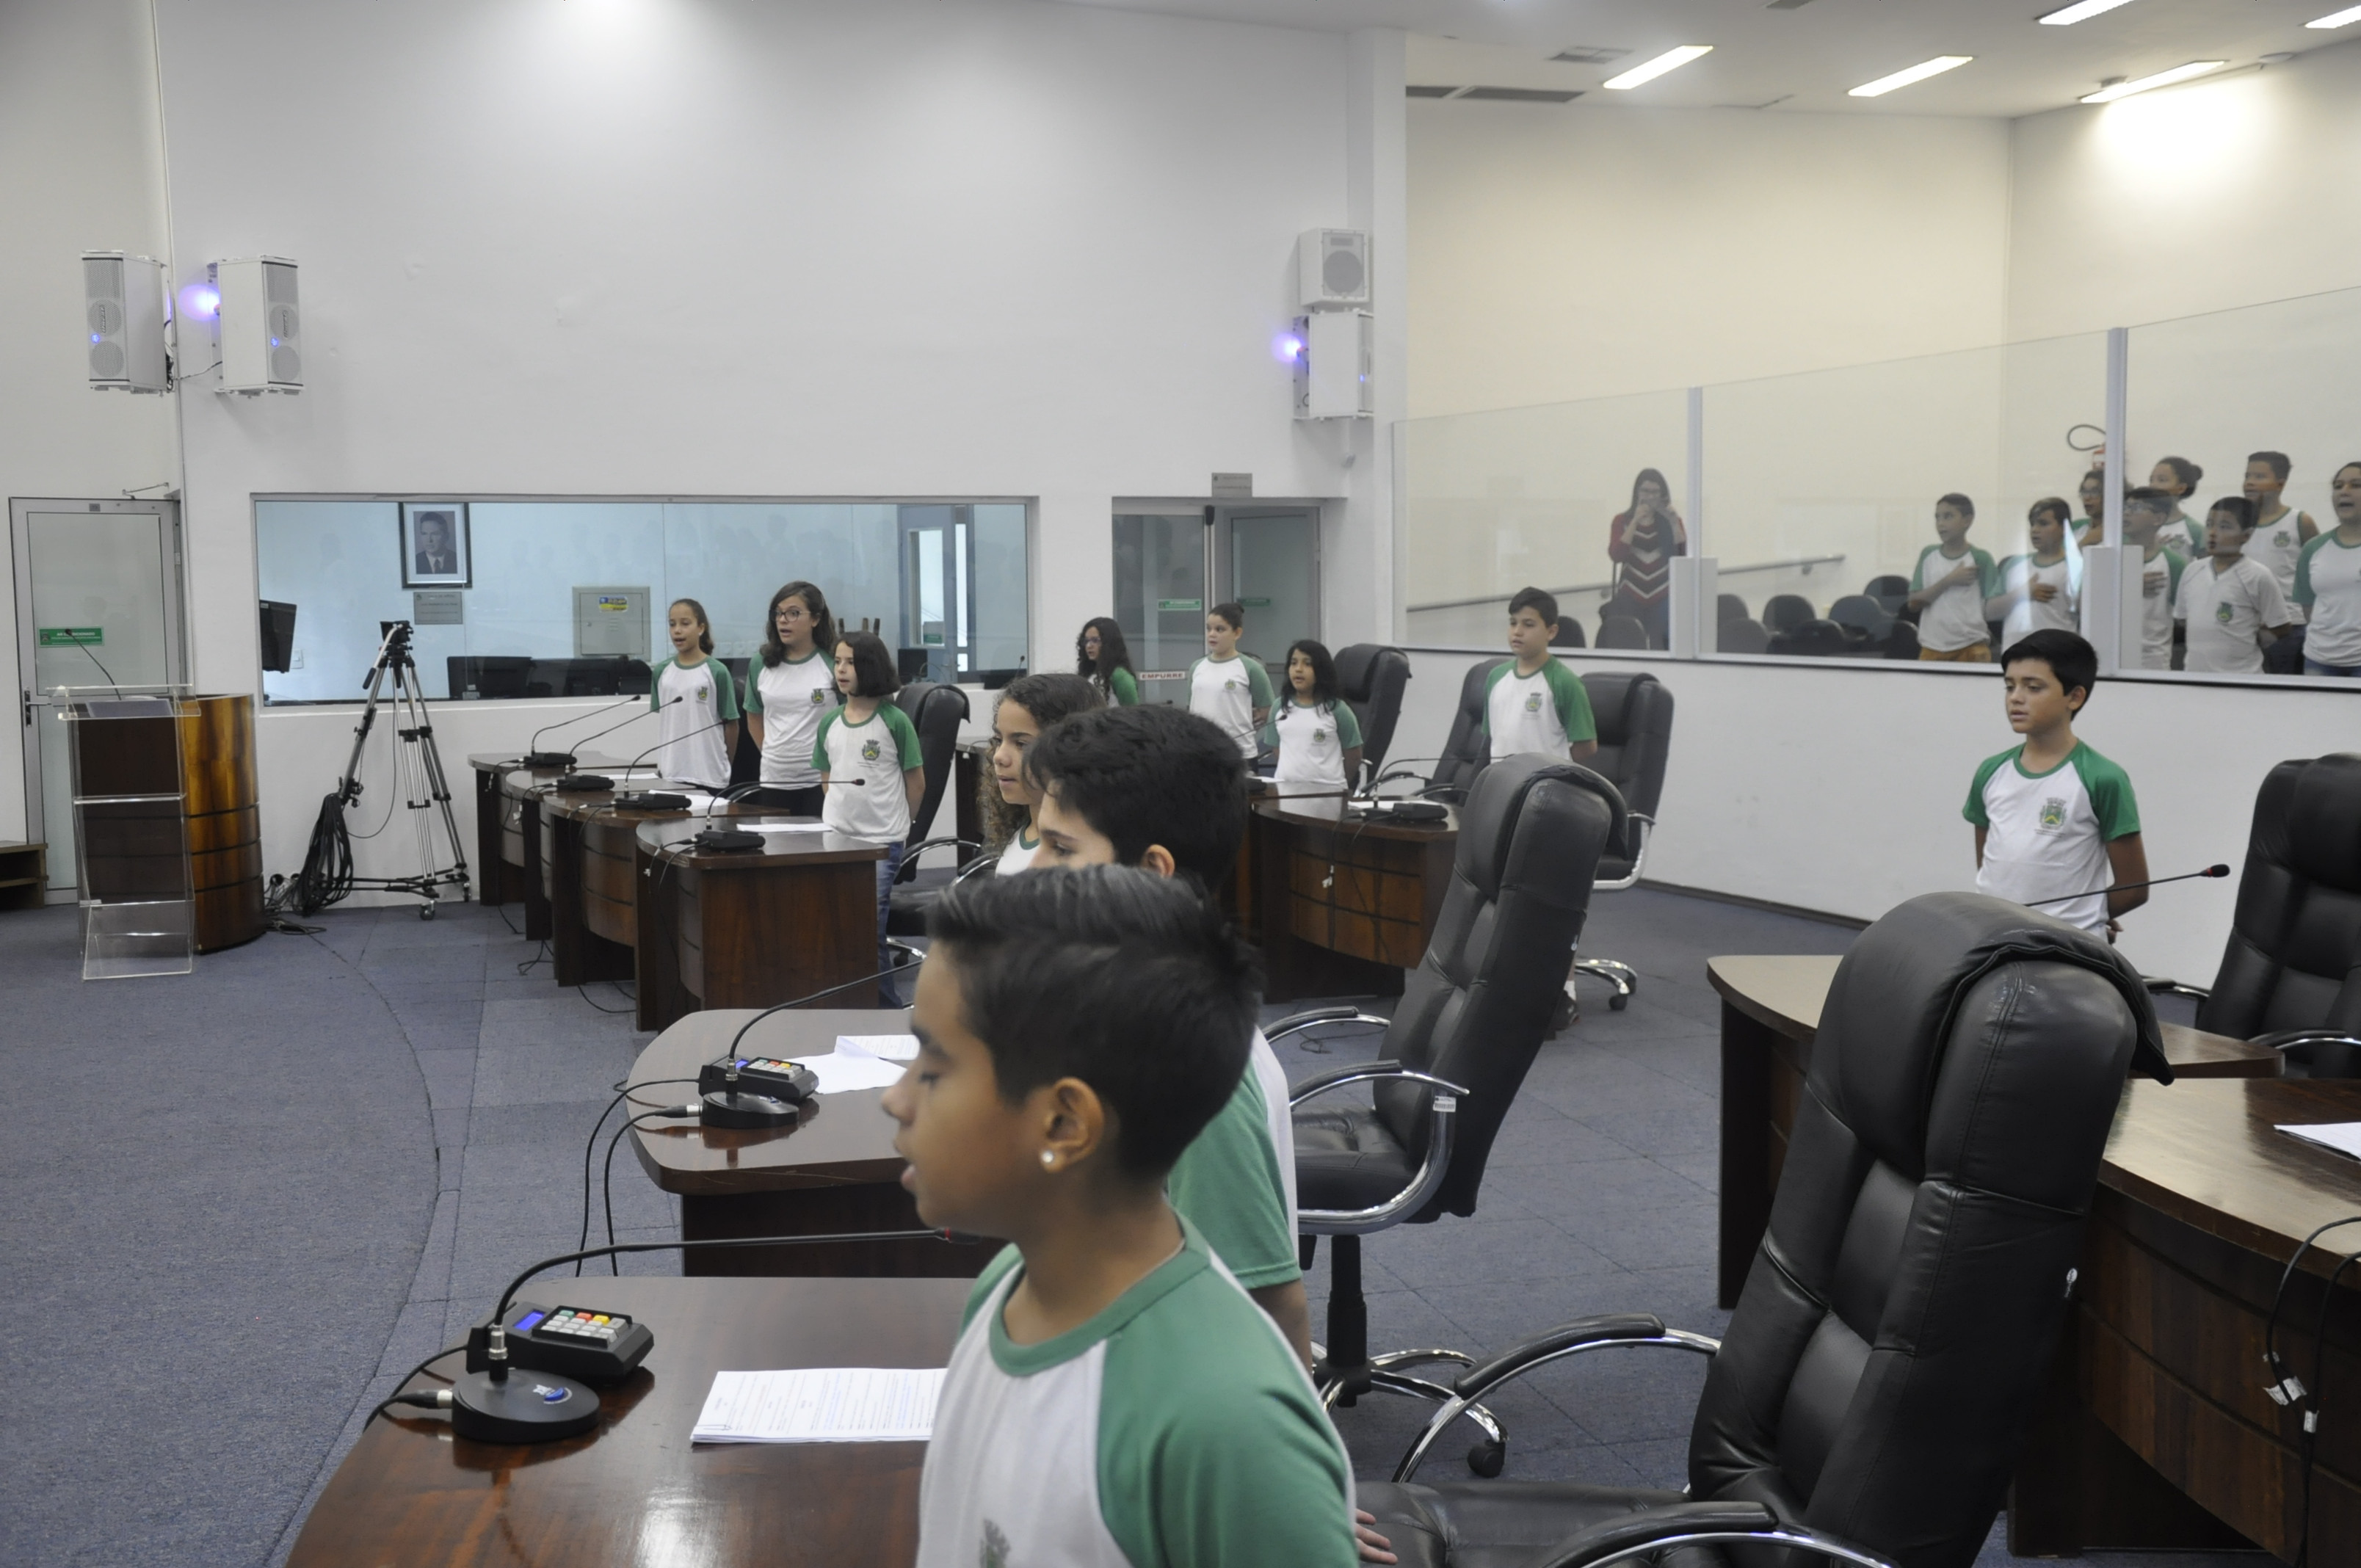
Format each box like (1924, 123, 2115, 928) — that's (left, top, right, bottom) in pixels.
(1058, 1, 2356, 118)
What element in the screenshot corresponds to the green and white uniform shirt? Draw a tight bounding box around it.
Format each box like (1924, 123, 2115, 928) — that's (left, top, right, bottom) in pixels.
(813, 703, 924, 843)
(648, 656, 739, 790)
(1187, 654, 1276, 759)
(2087, 546, 2185, 670)
(2167, 514, 2205, 559)
(1963, 741, 2139, 934)
(1911, 544, 2003, 653)
(2175, 556, 2291, 675)
(995, 827, 1041, 875)
(2296, 533, 2361, 668)
(2244, 511, 2310, 620)
(1103, 667, 1142, 708)
(1263, 697, 1363, 790)
(1996, 553, 2077, 646)
(744, 651, 838, 788)
(1167, 1028, 1297, 1288)
(1481, 659, 1595, 762)
(916, 1221, 1357, 1568)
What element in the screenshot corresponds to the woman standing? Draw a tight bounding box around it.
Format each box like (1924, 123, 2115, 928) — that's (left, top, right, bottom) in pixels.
(1076, 617, 1140, 705)
(2295, 462, 2361, 678)
(1607, 468, 1688, 647)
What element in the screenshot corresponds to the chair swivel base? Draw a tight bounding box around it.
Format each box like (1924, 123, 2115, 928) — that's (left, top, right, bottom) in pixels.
(1572, 957, 1639, 1011)
(1314, 1345, 1508, 1478)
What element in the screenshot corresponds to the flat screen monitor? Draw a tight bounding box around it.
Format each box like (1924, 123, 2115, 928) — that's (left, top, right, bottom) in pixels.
(258, 601, 297, 673)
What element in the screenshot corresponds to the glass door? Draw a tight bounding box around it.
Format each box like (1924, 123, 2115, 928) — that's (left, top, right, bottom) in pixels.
(12, 499, 187, 896)
(1112, 512, 1210, 703)
(1219, 509, 1320, 670)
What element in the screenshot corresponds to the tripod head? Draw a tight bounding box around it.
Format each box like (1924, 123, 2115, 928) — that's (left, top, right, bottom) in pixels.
(366, 620, 419, 687)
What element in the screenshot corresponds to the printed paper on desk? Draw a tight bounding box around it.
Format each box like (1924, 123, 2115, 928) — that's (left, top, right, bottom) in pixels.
(801, 1050, 907, 1094)
(744, 821, 832, 834)
(2277, 1122, 2361, 1163)
(693, 1366, 943, 1444)
(838, 1034, 920, 1061)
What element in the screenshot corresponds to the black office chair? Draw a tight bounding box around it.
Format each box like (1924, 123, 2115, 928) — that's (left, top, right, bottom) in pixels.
(1362, 893, 2164, 1567)
(1769, 618, 1850, 657)
(1549, 617, 1586, 650)
(1565, 673, 1672, 1012)
(2150, 753, 2361, 1077)
(1865, 573, 1911, 617)
(1277, 755, 1622, 1464)
(1716, 618, 1769, 656)
(1882, 619, 1921, 660)
(1595, 615, 1650, 650)
(1375, 658, 1504, 805)
(1762, 593, 1815, 635)
(1335, 644, 1412, 782)
(1716, 592, 1749, 627)
(876, 686, 979, 948)
(1827, 593, 1892, 646)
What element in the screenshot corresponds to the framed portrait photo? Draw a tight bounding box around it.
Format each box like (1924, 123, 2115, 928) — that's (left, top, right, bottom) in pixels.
(400, 502, 471, 589)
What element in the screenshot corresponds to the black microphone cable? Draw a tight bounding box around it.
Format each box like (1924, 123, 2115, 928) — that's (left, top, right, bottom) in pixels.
(369, 1343, 470, 1426)
(577, 1075, 706, 1274)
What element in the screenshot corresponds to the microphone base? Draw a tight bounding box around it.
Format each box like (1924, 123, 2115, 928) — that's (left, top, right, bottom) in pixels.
(448, 1368, 601, 1444)
(522, 751, 576, 769)
(701, 1089, 801, 1129)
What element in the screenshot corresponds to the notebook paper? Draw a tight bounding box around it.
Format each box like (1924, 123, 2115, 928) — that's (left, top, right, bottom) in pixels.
(2277, 1122, 2361, 1163)
(692, 1367, 943, 1443)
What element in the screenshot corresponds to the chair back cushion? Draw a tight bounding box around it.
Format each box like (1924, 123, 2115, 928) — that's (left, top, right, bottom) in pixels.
(1689, 893, 2159, 1568)
(1763, 594, 1816, 633)
(2197, 753, 2361, 1039)
(891, 681, 970, 836)
(1432, 658, 1505, 799)
(1335, 645, 1412, 770)
(1374, 756, 1622, 1218)
(1579, 672, 1672, 872)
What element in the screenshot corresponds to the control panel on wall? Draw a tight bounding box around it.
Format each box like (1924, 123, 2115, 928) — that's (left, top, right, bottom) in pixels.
(216, 257, 302, 396)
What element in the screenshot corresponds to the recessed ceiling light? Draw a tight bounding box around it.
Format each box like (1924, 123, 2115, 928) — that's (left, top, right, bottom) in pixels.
(1603, 46, 1713, 90)
(1849, 57, 1974, 98)
(2039, 0, 2141, 25)
(2080, 60, 2228, 102)
(1550, 46, 1631, 65)
(2307, 5, 2361, 27)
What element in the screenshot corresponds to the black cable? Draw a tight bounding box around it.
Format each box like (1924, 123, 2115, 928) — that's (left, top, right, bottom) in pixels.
(573, 1081, 699, 1274)
(490, 1230, 957, 1326)
(363, 1343, 468, 1428)
(2295, 1246, 2361, 1568)
(517, 940, 549, 976)
(604, 1108, 692, 1272)
(576, 981, 636, 1015)
(495, 902, 523, 937)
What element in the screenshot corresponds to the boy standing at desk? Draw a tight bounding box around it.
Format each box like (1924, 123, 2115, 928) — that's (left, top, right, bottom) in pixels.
(1964, 630, 2148, 937)
(1484, 587, 1596, 763)
(887, 869, 1357, 1568)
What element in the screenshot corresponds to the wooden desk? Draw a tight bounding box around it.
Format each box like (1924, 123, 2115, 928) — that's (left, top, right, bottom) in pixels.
(1708, 954, 2280, 1309)
(629, 1008, 989, 1277)
(1247, 793, 1456, 1003)
(634, 820, 888, 1031)
(74, 693, 263, 951)
(0, 841, 45, 912)
(468, 752, 621, 920)
(537, 786, 744, 990)
(286, 1275, 965, 1568)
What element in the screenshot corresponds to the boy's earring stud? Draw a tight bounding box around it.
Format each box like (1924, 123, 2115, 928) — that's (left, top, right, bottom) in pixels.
(1041, 1150, 1056, 1168)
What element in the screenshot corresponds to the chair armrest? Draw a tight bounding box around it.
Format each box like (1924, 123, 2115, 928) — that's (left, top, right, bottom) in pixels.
(1390, 1316, 1719, 1481)
(2144, 976, 2211, 1002)
(1267, 1006, 1392, 1045)
(1527, 1503, 1900, 1568)
(1593, 815, 1652, 893)
(893, 837, 984, 885)
(1293, 1066, 1468, 1238)
(1288, 1061, 1466, 1108)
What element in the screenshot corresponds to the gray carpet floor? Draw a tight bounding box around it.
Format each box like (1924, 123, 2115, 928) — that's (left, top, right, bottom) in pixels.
(0, 886, 2252, 1568)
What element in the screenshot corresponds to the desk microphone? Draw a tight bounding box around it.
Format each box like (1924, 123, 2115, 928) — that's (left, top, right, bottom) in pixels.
(556, 697, 682, 790)
(523, 696, 642, 769)
(608, 711, 736, 799)
(2022, 864, 2230, 907)
(700, 956, 923, 1128)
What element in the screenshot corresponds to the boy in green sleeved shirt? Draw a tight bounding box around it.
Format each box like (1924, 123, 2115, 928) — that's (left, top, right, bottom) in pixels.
(1188, 602, 1275, 759)
(1483, 587, 1596, 763)
(885, 869, 1357, 1568)
(1907, 493, 2002, 661)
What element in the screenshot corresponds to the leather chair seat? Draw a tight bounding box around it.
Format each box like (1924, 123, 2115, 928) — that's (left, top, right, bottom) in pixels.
(885, 884, 935, 937)
(1294, 1104, 1421, 1213)
(1361, 1481, 1701, 1568)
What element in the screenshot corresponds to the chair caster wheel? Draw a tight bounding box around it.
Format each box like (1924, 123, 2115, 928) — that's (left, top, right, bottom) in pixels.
(1608, 993, 1628, 1011)
(419, 902, 437, 921)
(1467, 1439, 1506, 1478)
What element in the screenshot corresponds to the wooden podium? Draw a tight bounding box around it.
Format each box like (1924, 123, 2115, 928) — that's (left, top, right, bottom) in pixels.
(70, 692, 264, 955)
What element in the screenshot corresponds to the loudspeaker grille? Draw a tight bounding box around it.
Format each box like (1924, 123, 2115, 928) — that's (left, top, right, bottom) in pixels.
(264, 264, 298, 305)
(271, 346, 301, 382)
(90, 341, 126, 379)
(88, 300, 123, 335)
(84, 256, 123, 298)
(1323, 246, 1365, 296)
(267, 305, 300, 339)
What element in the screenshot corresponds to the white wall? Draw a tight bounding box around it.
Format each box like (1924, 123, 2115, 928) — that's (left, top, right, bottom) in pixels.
(1390, 647, 2361, 988)
(0, 1, 179, 841)
(1406, 102, 2012, 418)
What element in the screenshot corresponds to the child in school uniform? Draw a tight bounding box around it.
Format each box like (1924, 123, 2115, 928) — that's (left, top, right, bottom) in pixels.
(1263, 639, 1363, 792)
(1483, 587, 1596, 763)
(1187, 602, 1274, 761)
(2293, 462, 2361, 677)
(648, 598, 739, 790)
(885, 869, 1358, 1568)
(741, 581, 839, 816)
(979, 673, 1101, 875)
(1076, 617, 1142, 707)
(1989, 498, 2079, 647)
(2176, 496, 2294, 675)
(814, 630, 926, 996)
(1907, 493, 2001, 662)
(1964, 630, 2149, 938)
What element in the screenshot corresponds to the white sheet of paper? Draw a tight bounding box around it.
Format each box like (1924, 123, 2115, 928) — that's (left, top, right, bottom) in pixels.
(838, 1034, 920, 1061)
(692, 1367, 943, 1444)
(799, 1050, 907, 1094)
(2277, 1122, 2361, 1162)
(743, 821, 832, 834)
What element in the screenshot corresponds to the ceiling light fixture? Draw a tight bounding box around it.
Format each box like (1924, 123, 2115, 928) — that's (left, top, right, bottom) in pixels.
(1849, 56, 1974, 98)
(2079, 60, 2228, 101)
(2307, 5, 2361, 28)
(1603, 46, 1713, 90)
(2038, 0, 2141, 25)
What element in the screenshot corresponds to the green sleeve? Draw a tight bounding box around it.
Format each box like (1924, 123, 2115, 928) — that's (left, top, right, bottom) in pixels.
(960, 1246, 1025, 1330)
(1962, 749, 2012, 827)
(742, 666, 764, 714)
(648, 658, 672, 711)
(884, 702, 925, 770)
(2295, 534, 2328, 607)
(2074, 749, 2141, 841)
(1478, 661, 1509, 738)
(1974, 548, 2001, 598)
(1332, 702, 1363, 749)
(1098, 1266, 1357, 1568)
(810, 711, 836, 774)
(1110, 667, 1140, 705)
(1546, 661, 1595, 745)
(1247, 658, 1277, 708)
(1258, 712, 1280, 752)
(1164, 1071, 1298, 1289)
(1911, 545, 1940, 592)
(712, 665, 740, 721)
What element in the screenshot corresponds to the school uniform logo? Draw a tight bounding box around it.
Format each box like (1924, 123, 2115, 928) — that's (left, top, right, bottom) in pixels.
(1523, 692, 1542, 713)
(1313, 727, 1329, 743)
(2039, 798, 2067, 830)
(809, 688, 827, 705)
(979, 1521, 1010, 1568)
(2215, 600, 2235, 625)
(693, 685, 709, 703)
(860, 737, 882, 763)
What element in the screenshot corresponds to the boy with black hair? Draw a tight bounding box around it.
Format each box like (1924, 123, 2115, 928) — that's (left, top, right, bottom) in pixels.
(888, 868, 1357, 1568)
(2243, 451, 2319, 612)
(1021, 704, 1312, 1366)
(1908, 493, 2001, 662)
(1964, 629, 2148, 937)
(2177, 496, 2293, 675)
(1189, 602, 1274, 760)
(1487, 587, 1596, 763)
(2092, 487, 2188, 672)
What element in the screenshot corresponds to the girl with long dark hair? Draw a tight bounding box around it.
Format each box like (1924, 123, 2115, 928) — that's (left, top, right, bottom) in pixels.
(1076, 617, 1140, 705)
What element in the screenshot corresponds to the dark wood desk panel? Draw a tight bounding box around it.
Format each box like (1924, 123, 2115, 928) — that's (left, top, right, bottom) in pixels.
(471, 752, 622, 914)
(1248, 794, 1454, 1003)
(629, 1009, 989, 1278)
(634, 821, 886, 1031)
(538, 788, 736, 990)
(286, 1275, 966, 1568)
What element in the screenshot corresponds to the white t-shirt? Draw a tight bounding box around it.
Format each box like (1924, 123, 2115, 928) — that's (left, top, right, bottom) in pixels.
(2085, 546, 2185, 671)
(1480, 660, 1594, 762)
(1997, 554, 2077, 647)
(2177, 556, 2292, 675)
(2244, 510, 2310, 620)
(995, 828, 1040, 875)
(746, 651, 838, 787)
(1265, 697, 1363, 790)
(1911, 544, 2001, 653)
(813, 703, 925, 843)
(2296, 533, 2361, 669)
(1964, 741, 2139, 934)
(1187, 654, 1276, 759)
(647, 656, 738, 790)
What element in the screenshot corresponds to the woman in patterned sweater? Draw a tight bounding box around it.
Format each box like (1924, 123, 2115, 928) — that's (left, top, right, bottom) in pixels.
(1606, 467, 1688, 647)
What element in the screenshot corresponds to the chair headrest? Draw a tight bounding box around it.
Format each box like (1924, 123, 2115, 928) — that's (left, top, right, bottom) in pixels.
(1813, 893, 2168, 1181)
(1578, 671, 1656, 740)
(1456, 754, 1628, 899)
(1334, 644, 1377, 699)
(2278, 754, 2361, 890)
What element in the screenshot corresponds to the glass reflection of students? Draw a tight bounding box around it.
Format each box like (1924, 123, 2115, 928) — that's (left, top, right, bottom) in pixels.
(979, 673, 1101, 875)
(2241, 451, 2320, 613)
(1261, 639, 1363, 793)
(1606, 468, 1687, 648)
(1989, 498, 2078, 647)
(1906, 493, 2000, 662)
(2075, 468, 2107, 545)
(2088, 487, 2188, 672)
(742, 581, 839, 816)
(1076, 617, 1141, 706)
(2150, 456, 2206, 556)
(2176, 497, 2293, 676)
(2294, 462, 2361, 677)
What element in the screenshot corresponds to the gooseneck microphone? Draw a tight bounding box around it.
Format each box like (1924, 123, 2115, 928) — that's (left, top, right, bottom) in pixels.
(554, 697, 683, 790)
(698, 954, 924, 1128)
(2023, 864, 2231, 907)
(610, 710, 736, 793)
(523, 695, 642, 768)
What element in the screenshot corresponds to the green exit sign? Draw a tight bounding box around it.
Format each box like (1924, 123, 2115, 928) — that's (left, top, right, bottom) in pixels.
(1238, 597, 1272, 609)
(1157, 598, 1203, 612)
(39, 627, 102, 647)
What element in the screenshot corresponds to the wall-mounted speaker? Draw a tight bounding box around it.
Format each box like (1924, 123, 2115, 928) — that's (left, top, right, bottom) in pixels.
(1296, 228, 1369, 310)
(217, 256, 302, 395)
(1292, 309, 1373, 420)
(83, 251, 167, 393)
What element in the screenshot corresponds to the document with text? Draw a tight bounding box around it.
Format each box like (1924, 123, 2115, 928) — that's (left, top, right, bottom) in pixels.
(692, 1367, 945, 1443)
